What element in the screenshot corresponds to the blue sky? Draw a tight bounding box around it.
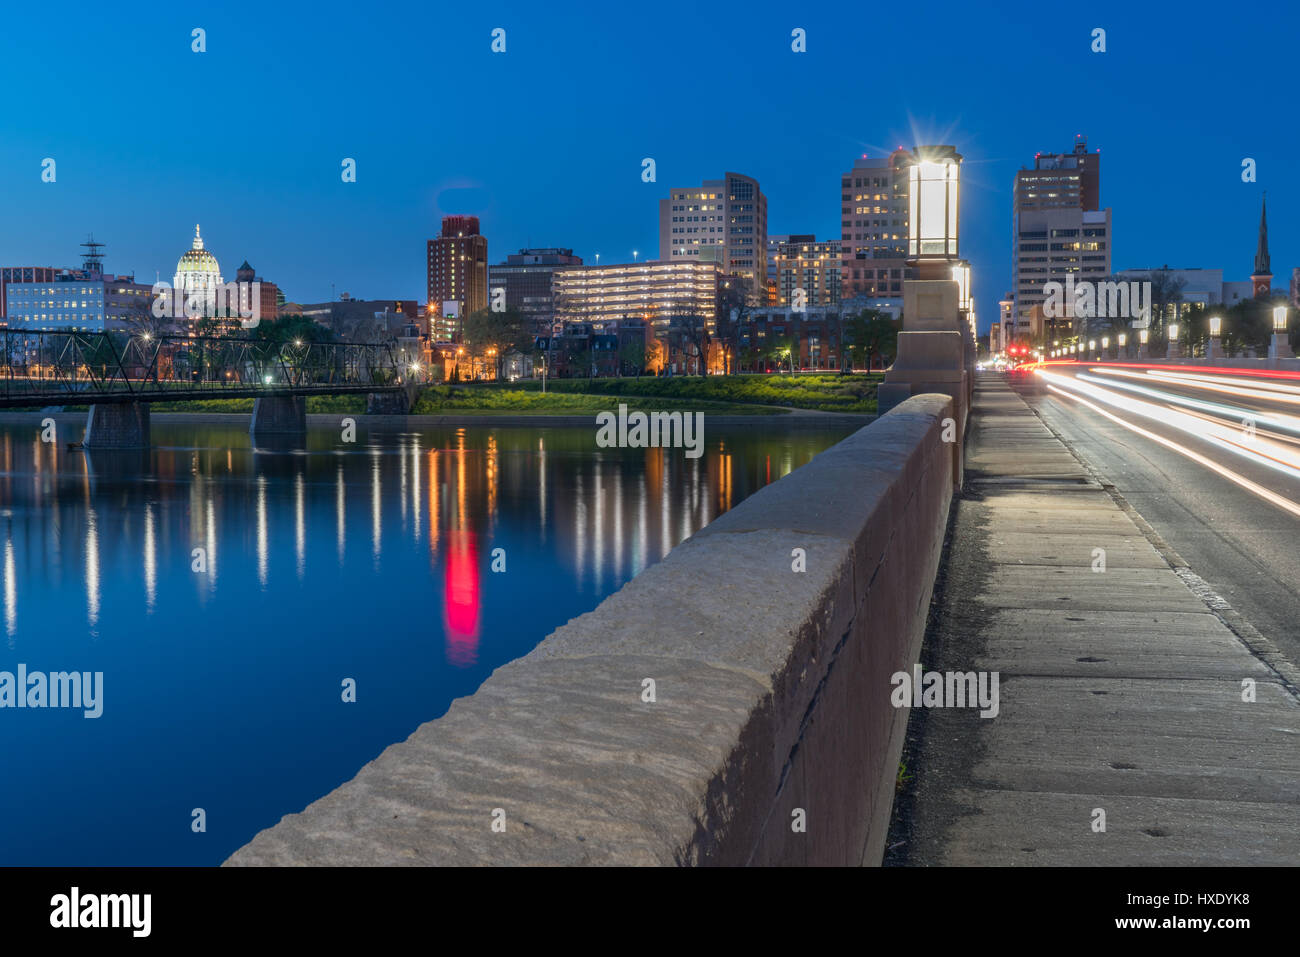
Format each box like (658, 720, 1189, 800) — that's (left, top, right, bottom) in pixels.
(0, 0, 1293, 331)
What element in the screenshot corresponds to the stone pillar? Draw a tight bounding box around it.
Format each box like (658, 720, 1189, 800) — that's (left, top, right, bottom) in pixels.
(1269, 333, 1293, 360)
(877, 280, 970, 489)
(84, 402, 151, 449)
(250, 395, 306, 434)
(365, 385, 419, 415)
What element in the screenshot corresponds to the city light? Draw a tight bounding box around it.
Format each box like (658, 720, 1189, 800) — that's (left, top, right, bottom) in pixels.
(1275, 305, 1289, 333)
(1210, 315, 1223, 337)
(1168, 323, 1180, 339)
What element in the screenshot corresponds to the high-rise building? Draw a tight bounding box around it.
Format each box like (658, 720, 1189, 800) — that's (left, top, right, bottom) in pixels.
(1012, 136, 1111, 339)
(0, 267, 59, 321)
(766, 234, 802, 281)
(773, 238, 842, 307)
(658, 172, 767, 302)
(840, 149, 911, 299)
(427, 215, 488, 340)
(552, 260, 721, 330)
(487, 248, 583, 327)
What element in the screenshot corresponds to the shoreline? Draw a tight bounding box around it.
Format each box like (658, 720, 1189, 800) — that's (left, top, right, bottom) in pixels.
(0, 410, 875, 429)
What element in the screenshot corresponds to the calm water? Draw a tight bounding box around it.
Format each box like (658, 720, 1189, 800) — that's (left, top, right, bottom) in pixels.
(0, 418, 853, 864)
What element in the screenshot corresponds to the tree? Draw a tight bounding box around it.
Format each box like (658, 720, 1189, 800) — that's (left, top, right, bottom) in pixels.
(717, 281, 753, 375)
(844, 309, 899, 371)
(618, 338, 646, 378)
(462, 307, 532, 380)
(675, 314, 712, 376)
(1147, 266, 1187, 340)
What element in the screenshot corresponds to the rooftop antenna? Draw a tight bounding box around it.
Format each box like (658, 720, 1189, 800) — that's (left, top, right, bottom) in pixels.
(80, 234, 105, 276)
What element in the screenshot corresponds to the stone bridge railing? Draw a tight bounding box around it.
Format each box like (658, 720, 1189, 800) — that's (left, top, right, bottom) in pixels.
(227, 393, 960, 867)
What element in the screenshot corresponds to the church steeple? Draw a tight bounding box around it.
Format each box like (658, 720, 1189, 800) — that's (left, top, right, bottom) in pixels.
(1252, 196, 1271, 298)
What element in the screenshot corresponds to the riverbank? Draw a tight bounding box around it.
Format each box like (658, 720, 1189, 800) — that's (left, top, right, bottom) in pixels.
(0, 410, 874, 430)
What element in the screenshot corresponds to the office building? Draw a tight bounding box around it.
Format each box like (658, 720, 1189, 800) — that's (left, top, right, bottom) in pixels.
(552, 260, 721, 330)
(773, 238, 842, 307)
(487, 248, 583, 325)
(841, 149, 911, 299)
(658, 172, 767, 302)
(1, 267, 59, 321)
(428, 215, 488, 339)
(1012, 137, 1111, 339)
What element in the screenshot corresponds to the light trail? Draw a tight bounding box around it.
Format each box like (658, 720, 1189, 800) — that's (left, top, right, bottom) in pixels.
(1041, 369, 1300, 489)
(1043, 380, 1300, 520)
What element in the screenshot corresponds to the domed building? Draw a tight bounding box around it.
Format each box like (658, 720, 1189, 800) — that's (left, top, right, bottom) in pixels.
(173, 224, 224, 314)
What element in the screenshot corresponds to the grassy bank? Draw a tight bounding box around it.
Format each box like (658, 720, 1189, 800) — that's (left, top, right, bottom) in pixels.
(468, 372, 882, 413)
(8, 373, 879, 416)
(410, 386, 778, 415)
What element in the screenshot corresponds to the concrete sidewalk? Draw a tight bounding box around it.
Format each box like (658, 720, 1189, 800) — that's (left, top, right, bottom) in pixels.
(893, 373, 1300, 865)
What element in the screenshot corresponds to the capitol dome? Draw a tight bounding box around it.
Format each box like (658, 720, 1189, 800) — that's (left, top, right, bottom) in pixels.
(173, 224, 224, 313)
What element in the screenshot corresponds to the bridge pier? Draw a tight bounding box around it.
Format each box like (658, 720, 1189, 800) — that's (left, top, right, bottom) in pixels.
(83, 402, 151, 449)
(250, 395, 306, 435)
(365, 385, 419, 415)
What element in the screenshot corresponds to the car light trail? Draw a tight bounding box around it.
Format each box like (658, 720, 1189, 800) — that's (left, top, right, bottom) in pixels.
(1043, 380, 1300, 520)
(1041, 369, 1300, 490)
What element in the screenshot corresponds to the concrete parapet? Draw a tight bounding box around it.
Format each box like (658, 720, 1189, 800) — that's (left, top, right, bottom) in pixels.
(249, 395, 306, 434)
(226, 393, 959, 867)
(83, 402, 151, 449)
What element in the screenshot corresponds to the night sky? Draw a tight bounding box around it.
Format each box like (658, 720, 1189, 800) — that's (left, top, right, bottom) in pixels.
(1, 0, 1294, 332)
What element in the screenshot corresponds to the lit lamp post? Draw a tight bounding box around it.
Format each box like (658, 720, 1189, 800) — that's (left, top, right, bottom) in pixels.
(1088, 339, 1097, 360)
(1167, 322, 1181, 359)
(1118, 332, 1127, 359)
(1101, 336, 1110, 360)
(1271, 305, 1293, 359)
(1207, 315, 1223, 359)
(1139, 328, 1149, 359)
(908, 147, 961, 279)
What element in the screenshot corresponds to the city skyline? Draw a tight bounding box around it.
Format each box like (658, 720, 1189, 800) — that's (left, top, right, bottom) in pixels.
(1, 2, 1296, 332)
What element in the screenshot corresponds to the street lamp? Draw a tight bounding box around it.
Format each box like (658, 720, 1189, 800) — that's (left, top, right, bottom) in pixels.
(1167, 322, 1182, 359)
(1208, 315, 1223, 359)
(1271, 305, 1293, 359)
(1101, 336, 1110, 360)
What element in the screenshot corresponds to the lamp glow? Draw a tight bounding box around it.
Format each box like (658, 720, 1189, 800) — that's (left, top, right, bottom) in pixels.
(1274, 306, 1289, 333)
(1210, 315, 1222, 337)
(1168, 322, 1179, 339)
(1139, 329, 1149, 345)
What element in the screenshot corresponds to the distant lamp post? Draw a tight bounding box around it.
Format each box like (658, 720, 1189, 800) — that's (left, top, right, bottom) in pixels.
(1118, 332, 1127, 358)
(1101, 336, 1110, 360)
(1208, 315, 1224, 359)
(1167, 321, 1182, 359)
(1271, 305, 1293, 359)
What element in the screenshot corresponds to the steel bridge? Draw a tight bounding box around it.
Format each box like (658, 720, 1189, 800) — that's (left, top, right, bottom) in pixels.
(0, 330, 411, 407)
(0, 331, 420, 448)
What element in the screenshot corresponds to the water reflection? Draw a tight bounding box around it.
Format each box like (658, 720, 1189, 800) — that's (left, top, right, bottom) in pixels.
(0, 420, 854, 865)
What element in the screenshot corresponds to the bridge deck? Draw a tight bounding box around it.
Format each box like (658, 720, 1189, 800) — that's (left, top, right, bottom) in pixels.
(895, 372, 1300, 865)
